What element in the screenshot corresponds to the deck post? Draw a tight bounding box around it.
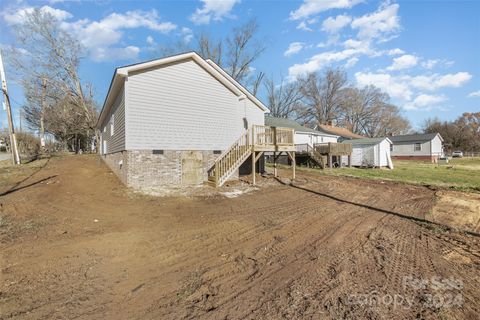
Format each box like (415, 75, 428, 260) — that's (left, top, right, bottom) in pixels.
(339, 155, 343, 168)
(328, 154, 333, 169)
(292, 151, 296, 180)
(348, 155, 352, 168)
(252, 151, 256, 185)
(273, 151, 277, 177)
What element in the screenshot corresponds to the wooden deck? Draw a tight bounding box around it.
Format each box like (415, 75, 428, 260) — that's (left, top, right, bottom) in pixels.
(251, 125, 296, 152)
(315, 142, 352, 155)
(208, 125, 295, 187)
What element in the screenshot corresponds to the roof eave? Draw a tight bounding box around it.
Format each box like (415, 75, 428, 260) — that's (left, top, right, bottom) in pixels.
(205, 59, 269, 113)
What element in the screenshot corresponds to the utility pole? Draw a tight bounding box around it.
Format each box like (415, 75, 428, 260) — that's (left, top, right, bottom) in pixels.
(19, 108, 23, 132)
(40, 77, 46, 150)
(0, 50, 21, 165)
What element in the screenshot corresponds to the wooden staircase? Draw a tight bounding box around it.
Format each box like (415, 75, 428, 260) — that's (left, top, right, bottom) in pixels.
(208, 130, 252, 187)
(309, 148, 326, 169)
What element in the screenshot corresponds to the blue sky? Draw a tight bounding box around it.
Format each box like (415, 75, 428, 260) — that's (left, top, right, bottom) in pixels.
(1, 0, 479, 131)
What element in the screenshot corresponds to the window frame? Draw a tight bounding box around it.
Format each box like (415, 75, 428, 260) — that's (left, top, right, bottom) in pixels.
(414, 143, 422, 151)
(110, 114, 115, 136)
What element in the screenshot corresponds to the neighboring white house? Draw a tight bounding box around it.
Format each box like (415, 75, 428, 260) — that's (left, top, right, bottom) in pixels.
(96, 52, 268, 191)
(389, 133, 444, 163)
(341, 137, 394, 168)
(265, 116, 339, 149)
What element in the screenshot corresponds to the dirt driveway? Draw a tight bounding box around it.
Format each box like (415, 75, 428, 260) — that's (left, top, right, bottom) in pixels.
(1, 155, 479, 319)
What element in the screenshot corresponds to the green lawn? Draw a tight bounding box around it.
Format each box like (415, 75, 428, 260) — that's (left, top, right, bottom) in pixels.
(296, 157, 480, 192)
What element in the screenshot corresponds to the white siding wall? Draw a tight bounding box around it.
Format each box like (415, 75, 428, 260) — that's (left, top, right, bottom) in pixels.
(294, 132, 338, 146)
(125, 59, 264, 150)
(391, 140, 431, 156)
(378, 139, 392, 166)
(342, 139, 392, 167)
(431, 135, 443, 156)
(99, 87, 126, 154)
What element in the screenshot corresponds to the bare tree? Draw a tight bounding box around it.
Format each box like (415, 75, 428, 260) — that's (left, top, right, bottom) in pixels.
(297, 68, 347, 126)
(7, 8, 97, 152)
(157, 18, 267, 90)
(338, 85, 389, 134)
(423, 112, 480, 153)
(362, 103, 410, 137)
(264, 76, 303, 118)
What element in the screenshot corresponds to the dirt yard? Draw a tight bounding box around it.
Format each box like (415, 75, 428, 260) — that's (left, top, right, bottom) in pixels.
(1, 155, 479, 319)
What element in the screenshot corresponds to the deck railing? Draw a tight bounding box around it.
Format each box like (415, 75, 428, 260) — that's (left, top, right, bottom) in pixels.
(208, 130, 251, 187)
(208, 125, 295, 187)
(296, 143, 312, 153)
(251, 125, 294, 147)
(314, 142, 352, 155)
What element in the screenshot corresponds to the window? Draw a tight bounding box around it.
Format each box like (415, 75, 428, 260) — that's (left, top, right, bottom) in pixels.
(110, 114, 115, 136)
(390, 144, 394, 152)
(414, 143, 421, 151)
(152, 150, 164, 155)
(213, 150, 222, 155)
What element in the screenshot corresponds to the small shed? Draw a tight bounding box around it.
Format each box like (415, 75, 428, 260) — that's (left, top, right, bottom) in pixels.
(341, 137, 393, 169)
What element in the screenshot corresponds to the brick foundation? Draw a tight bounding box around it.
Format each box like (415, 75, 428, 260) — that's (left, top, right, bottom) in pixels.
(100, 150, 237, 192)
(102, 151, 128, 184)
(391, 155, 439, 163)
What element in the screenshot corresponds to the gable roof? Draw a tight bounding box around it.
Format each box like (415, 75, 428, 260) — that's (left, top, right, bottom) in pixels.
(389, 133, 443, 143)
(265, 116, 338, 137)
(317, 124, 364, 139)
(341, 137, 392, 146)
(97, 52, 268, 128)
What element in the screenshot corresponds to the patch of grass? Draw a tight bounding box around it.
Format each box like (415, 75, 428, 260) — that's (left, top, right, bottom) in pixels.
(0, 158, 49, 191)
(291, 158, 480, 193)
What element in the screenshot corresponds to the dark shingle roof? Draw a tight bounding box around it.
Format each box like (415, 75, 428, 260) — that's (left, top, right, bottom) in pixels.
(341, 137, 391, 145)
(389, 133, 441, 143)
(265, 116, 338, 137)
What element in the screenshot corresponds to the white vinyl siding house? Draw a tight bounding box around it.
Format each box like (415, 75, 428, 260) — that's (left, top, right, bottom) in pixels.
(96, 52, 268, 191)
(99, 87, 125, 155)
(125, 60, 263, 151)
(390, 133, 444, 162)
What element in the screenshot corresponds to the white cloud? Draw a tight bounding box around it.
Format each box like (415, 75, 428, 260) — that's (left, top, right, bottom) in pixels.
(321, 14, 352, 33)
(409, 72, 472, 91)
(181, 27, 194, 43)
(387, 48, 404, 55)
(351, 3, 400, 41)
(3, 5, 72, 24)
(290, 0, 363, 20)
(355, 72, 413, 100)
(355, 71, 472, 103)
(386, 54, 418, 71)
(421, 59, 438, 70)
(60, 9, 176, 61)
(421, 59, 454, 69)
(345, 57, 359, 68)
(468, 90, 480, 98)
(190, 0, 240, 25)
(284, 42, 305, 57)
(146, 35, 155, 45)
(404, 94, 447, 110)
(296, 20, 313, 31)
(288, 47, 367, 79)
(90, 46, 140, 62)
